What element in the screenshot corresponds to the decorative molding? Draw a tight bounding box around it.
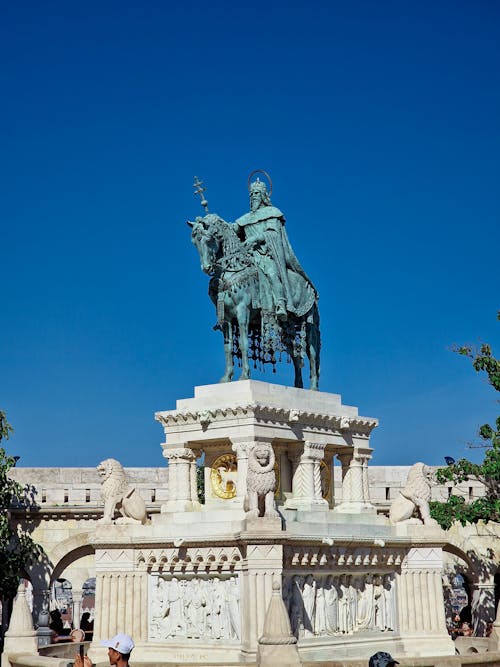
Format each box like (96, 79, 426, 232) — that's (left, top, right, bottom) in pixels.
(137, 546, 243, 571)
(284, 546, 404, 569)
(156, 404, 378, 435)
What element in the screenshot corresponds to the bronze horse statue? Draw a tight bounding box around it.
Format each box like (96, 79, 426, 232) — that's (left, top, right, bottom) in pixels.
(189, 213, 320, 390)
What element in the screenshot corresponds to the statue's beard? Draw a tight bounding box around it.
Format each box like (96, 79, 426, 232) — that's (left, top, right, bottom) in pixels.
(250, 196, 261, 211)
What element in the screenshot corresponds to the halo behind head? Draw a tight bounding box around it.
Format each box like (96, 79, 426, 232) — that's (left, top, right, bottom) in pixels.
(247, 169, 273, 195)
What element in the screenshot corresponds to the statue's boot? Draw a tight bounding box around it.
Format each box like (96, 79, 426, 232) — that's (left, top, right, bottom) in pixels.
(276, 301, 287, 320)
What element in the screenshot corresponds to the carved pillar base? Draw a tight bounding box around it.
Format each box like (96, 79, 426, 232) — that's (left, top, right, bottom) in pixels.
(161, 447, 198, 513)
(333, 446, 376, 514)
(396, 547, 453, 653)
(283, 442, 329, 512)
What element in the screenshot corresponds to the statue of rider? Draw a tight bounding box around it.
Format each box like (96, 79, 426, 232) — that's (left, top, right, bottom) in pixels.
(235, 177, 316, 320)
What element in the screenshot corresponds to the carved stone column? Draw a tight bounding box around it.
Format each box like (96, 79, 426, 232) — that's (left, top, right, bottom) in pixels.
(283, 442, 327, 511)
(396, 547, 453, 653)
(72, 589, 83, 629)
(161, 447, 197, 512)
(90, 549, 147, 663)
(334, 447, 376, 513)
(323, 450, 335, 508)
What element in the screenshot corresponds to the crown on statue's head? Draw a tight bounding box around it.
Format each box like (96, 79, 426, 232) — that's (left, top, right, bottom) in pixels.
(249, 177, 268, 195)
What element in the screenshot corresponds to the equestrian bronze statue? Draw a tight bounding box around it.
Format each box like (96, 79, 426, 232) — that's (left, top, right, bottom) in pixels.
(188, 172, 321, 390)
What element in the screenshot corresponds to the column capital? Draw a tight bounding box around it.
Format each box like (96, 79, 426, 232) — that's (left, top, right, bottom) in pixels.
(303, 441, 326, 461)
(162, 447, 195, 462)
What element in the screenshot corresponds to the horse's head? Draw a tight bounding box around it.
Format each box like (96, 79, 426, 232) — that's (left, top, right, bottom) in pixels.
(187, 214, 225, 275)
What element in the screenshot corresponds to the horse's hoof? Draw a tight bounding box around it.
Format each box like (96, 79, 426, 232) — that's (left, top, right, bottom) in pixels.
(219, 376, 232, 383)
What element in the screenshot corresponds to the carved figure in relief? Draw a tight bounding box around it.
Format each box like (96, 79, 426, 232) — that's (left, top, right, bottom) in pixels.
(382, 575, 395, 631)
(324, 575, 339, 635)
(168, 577, 185, 637)
(290, 575, 305, 638)
(187, 578, 207, 639)
(373, 575, 386, 631)
(226, 577, 241, 640)
(302, 574, 316, 637)
(149, 576, 240, 642)
(245, 444, 279, 518)
(348, 576, 358, 632)
(338, 575, 353, 634)
(389, 462, 439, 526)
(96, 458, 148, 524)
(356, 575, 374, 630)
(314, 580, 328, 636)
(282, 573, 395, 639)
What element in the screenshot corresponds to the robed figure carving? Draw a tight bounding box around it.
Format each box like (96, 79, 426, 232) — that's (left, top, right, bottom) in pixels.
(188, 172, 321, 390)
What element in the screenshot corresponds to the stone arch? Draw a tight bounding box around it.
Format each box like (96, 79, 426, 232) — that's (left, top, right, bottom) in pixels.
(48, 532, 96, 631)
(443, 535, 498, 637)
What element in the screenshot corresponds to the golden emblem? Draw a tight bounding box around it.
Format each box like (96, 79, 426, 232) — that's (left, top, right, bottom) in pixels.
(211, 453, 238, 499)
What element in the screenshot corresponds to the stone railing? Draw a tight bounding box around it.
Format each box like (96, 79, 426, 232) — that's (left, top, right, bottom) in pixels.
(9, 467, 169, 510)
(8, 465, 484, 513)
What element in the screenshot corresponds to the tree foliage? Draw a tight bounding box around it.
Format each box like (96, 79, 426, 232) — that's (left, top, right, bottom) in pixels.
(430, 313, 500, 529)
(0, 410, 41, 600)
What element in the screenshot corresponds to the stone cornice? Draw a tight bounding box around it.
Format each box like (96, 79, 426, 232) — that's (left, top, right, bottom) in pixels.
(156, 403, 378, 435)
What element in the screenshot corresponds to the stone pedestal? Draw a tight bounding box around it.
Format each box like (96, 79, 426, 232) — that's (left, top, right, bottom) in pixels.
(84, 382, 454, 664)
(156, 380, 379, 516)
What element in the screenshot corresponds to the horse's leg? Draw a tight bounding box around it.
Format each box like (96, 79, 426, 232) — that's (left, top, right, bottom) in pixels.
(292, 352, 303, 389)
(220, 320, 234, 383)
(236, 299, 251, 380)
(307, 307, 320, 391)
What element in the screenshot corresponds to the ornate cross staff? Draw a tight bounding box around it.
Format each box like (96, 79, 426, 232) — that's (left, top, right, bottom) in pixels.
(193, 176, 209, 212)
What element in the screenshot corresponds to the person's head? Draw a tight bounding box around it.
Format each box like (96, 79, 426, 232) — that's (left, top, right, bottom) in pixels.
(249, 178, 271, 211)
(100, 633, 134, 665)
(369, 651, 399, 667)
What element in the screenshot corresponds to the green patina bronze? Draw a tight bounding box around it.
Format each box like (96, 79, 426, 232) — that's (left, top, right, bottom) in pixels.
(188, 173, 321, 390)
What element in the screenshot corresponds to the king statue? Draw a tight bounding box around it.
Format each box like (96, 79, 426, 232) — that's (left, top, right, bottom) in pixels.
(235, 178, 316, 320)
(188, 172, 321, 390)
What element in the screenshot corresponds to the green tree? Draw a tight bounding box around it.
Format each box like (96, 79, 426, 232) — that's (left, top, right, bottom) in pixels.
(430, 313, 500, 530)
(0, 410, 41, 600)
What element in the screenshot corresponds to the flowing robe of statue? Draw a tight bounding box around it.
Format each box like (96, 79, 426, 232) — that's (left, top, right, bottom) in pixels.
(235, 205, 316, 319)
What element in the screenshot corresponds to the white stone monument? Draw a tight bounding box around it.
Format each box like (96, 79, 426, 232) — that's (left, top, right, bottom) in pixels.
(87, 380, 454, 664)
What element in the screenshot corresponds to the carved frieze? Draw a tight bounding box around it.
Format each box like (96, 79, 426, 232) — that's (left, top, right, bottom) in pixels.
(283, 572, 396, 638)
(148, 573, 241, 642)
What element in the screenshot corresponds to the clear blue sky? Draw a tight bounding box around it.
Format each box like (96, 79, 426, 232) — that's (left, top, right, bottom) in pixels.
(1, 1, 498, 468)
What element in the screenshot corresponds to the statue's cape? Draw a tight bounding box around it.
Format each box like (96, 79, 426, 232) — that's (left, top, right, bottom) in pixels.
(235, 206, 318, 311)
(235, 206, 284, 227)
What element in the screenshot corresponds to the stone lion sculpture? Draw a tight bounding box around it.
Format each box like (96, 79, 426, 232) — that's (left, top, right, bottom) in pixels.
(97, 458, 149, 524)
(389, 462, 439, 526)
(245, 444, 279, 519)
